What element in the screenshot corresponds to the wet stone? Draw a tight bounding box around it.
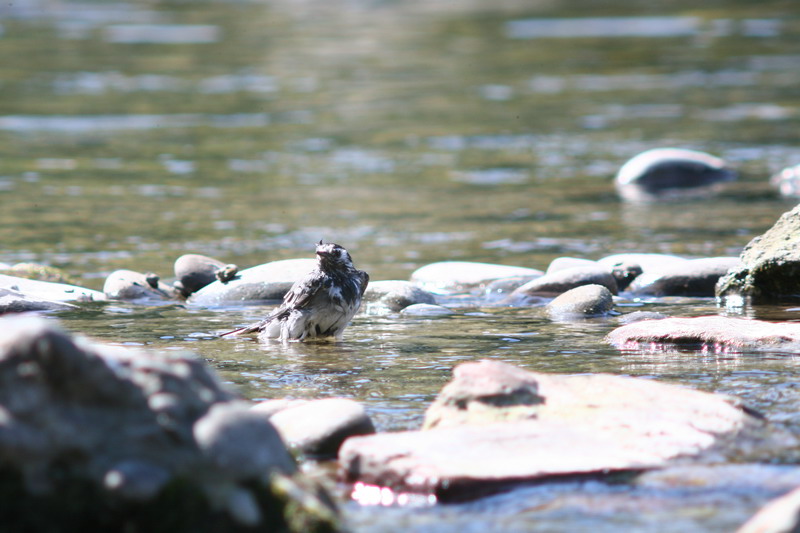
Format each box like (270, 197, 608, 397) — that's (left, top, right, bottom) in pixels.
(399, 303, 455, 316)
(510, 264, 618, 301)
(545, 257, 598, 274)
(362, 280, 436, 313)
(0, 273, 106, 303)
(546, 284, 615, 319)
(173, 253, 234, 297)
(0, 287, 78, 314)
(410, 261, 543, 295)
(617, 310, 668, 325)
(626, 257, 740, 297)
(103, 269, 175, 301)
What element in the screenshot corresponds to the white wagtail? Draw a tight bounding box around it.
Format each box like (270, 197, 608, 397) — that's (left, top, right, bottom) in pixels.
(222, 241, 369, 341)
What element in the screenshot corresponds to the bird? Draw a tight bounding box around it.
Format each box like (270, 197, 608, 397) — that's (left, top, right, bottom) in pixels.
(221, 241, 369, 342)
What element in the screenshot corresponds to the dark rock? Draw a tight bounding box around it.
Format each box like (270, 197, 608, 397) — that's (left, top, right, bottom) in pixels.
(546, 284, 615, 319)
(610, 261, 644, 291)
(0, 287, 78, 314)
(399, 303, 454, 316)
(717, 204, 800, 304)
(627, 257, 740, 297)
(770, 163, 800, 198)
(607, 315, 800, 351)
(266, 398, 375, 459)
(0, 273, 105, 303)
(410, 261, 543, 295)
(738, 485, 800, 533)
(510, 264, 618, 300)
(615, 148, 736, 201)
(173, 254, 234, 297)
(363, 280, 436, 313)
(103, 269, 175, 301)
(617, 310, 668, 325)
(340, 360, 766, 501)
(189, 258, 315, 306)
(0, 315, 341, 532)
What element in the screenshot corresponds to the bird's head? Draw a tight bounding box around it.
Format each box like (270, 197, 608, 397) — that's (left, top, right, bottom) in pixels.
(315, 241, 355, 271)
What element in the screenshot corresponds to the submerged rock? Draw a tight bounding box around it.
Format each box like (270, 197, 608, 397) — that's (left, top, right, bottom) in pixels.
(0, 273, 105, 303)
(103, 269, 175, 301)
(717, 204, 800, 304)
(615, 148, 736, 201)
(410, 261, 542, 295)
(189, 258, 315, 305)
(340, 360, 765, 501)
(362, 280, 436, 313)
(607, 315, 800, 351)
(174, 254, 238, 297)
(627, 257, 740, 297)
(546, 284, 615, 319)
(400, 303, 455, 316)
(510, 264, 618, 300)
(0, 315, 341, 532)
(267, 398, 375, 459)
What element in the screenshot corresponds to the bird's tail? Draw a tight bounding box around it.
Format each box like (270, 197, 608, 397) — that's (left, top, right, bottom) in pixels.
(219, 321, 264, 338)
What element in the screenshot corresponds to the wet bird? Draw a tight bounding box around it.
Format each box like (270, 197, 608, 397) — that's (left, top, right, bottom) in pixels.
(221, 241, 369, 342)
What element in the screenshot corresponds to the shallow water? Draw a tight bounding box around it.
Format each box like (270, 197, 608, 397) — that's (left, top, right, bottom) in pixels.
(2, 0, 800, 530)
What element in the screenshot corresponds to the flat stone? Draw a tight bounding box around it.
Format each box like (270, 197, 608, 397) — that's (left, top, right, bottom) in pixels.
(103, 270, 175, 301)
(268, 398, 375, 459)
(0, 273, 105, 303)
(340, 360, 761, 500)
(510, 264, 618, 300)
(546, 284, 615, 319)
(362, 280, 436, 313)
(627, 257, 740, 297)
(189, 258, 315, 305)
(0, 287, 78, 314)
(410, 261, 543, 295)
(615, 148, 735, 202)
(717, 204, 800, 304)
(607, 315, 800, 351)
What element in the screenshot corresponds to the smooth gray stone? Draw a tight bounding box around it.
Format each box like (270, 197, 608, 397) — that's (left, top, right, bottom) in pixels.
(511, 264, 618, 299)
(483, 275, 542, 300)
(173, 254, 228, 296)
(103, 270, 174, 301)
(615, 148, 736, 201)
(546, 284, 614, 318)
(627, 257, 740, 297)
(607, 315, 800, 351)
(770, 163, 800, 198)
(268, 398, 375, 459)
(363, 280, 436, 313)
(0, 287, 77, 313)
(717, 204, 800, 304)
(597, 253, 687, 273)
(410, 261, 543, 295)
(189, 258, 315, 305)
(0, 273, 105, 303)
(340, 360, 766, 501)
(400, 303, 454, 316)
(545, 257, 598, 274)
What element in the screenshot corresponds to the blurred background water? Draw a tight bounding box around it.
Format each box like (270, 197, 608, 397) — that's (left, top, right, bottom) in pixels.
(1, 0, 800, 531)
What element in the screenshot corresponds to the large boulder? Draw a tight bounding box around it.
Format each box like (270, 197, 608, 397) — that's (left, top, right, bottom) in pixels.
(717, 204, 800, 304)
(189, 259, 315, 306)
(339, 360, 768, 501)
(626, 257, 740, 297)
(0, 273, 105, 303)
(615, 148, 736, 201)
(607, 315, 800, 351)
(410, 261, 542, 295)
(0, 316, 341, 532)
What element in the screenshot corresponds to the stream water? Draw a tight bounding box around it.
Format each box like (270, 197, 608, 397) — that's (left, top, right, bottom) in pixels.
(2, 0, 800, 530)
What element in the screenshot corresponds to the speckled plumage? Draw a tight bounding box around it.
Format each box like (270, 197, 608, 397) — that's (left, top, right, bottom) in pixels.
(222, 242, 369, 341)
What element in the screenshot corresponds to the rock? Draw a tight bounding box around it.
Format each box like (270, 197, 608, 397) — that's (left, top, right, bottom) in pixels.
(510, 264, 618, 300)
(546, 284, 615, 319)
(0, 273, 105, 303)
(103, 269, 175, 301)
(362, 280, 436, 313)
(738, 485, 800, 533)
(607, 315, 800, 351)
(251, 398, 309, 417)
(615, 148, 736, 201)
(545, 257, 598, 274)
(0, 315, 341, 532)
(482, 275, 541, 301)
(627, 257, 740, 297)
(267, 398, 376, 459)
(174, 254, 237, 297)
(410, 261, 543, 295)
(399, 303, 454, 316)
(189, 258, 315, 305)
(717, 204, 800, 304)
(617, 310, 668, 325)
(609, 261, 644, 291)
(0, 263, 81, 285)
(340, 360, 764, 501)
(0, 287, 78, 314)
(597, 253, 688, 273)
(770, 163, 800, 198)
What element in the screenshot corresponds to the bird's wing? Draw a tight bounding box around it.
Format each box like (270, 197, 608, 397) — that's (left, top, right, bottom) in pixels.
(358, 270, 369, 297)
